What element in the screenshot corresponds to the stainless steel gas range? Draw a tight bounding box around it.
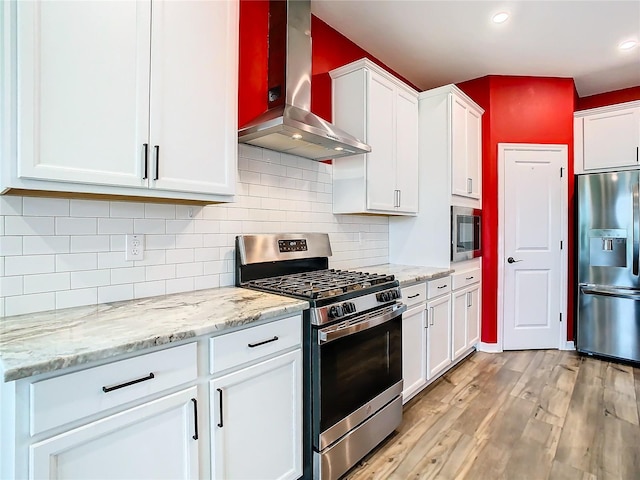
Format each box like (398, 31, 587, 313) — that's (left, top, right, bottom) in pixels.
(236, 233, 405, 480)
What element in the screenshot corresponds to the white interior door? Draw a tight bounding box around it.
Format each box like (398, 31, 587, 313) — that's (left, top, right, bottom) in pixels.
(501, 145, 567, 350)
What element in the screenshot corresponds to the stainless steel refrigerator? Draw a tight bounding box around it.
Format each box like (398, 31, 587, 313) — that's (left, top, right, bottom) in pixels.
(577, 169, 640, 363)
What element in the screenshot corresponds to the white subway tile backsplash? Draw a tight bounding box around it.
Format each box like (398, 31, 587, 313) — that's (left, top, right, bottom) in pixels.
(1, 146, 389, 316)
(0, 276, 23, 297)
(56, 287, 97, 309)
(175, 234, 203, 249)
(98, 284, 134, 303)
(70, 270, 111, 289)
(0, 196, 23, 216)
(56, 217, 97, 235)
(5, 293, 55, 316)
(5, 255, 55, 276)
(110, 266, 146, 285)
(145, 204, 176, 219)
(134, 219, 165, 234)
(145, 264, 176, 281)
(98, 218, 134, 234)
(24, 272, 71, 294)
(0, 236, 22, 256)
(146, 235, 176, 250)
(134, 280, 165, 299)
(166, 277, 194, 295)
(5, 216, 55, 236)
(166, 219, 194, 234)
(70, 199, 110, 217)
(98, 251, 130, 269)
(176, 262, 203, 278)
(23, 197, 69, 217)
(56, 253, 97, 272)
(71, 235, 110, 253)
(165, 248, 194, 264)
(110, 202, 145, 218)
(194, 274, 220, 290)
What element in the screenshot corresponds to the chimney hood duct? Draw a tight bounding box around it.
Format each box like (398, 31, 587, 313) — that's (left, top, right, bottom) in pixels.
(238, 0, 371, 161)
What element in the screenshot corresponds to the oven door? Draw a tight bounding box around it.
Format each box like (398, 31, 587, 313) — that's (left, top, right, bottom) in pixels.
(312, 303, 405, 451)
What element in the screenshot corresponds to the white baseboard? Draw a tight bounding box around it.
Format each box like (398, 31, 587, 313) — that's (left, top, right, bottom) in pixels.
(561, 341, 576, 351)
(477, 342, 503, 353)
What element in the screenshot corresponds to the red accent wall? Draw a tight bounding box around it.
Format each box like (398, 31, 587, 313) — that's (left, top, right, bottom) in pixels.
(458, 76, 576, 344)
(238, 0, 418, 127)
(576, 86, 640, 111)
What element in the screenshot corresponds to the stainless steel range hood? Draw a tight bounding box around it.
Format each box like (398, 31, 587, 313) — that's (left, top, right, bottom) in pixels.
(238, 0, 371, 161)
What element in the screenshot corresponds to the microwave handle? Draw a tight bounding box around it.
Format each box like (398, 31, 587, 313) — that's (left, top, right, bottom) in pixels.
(318, 303, 407, 344)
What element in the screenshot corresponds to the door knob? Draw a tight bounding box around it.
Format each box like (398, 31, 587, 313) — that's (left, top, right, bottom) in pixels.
(507, 257, 522, 264)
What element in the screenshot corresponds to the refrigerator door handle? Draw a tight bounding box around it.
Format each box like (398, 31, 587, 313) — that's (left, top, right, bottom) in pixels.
(634, 181, 639, 276)
(581, 286, 640, 301)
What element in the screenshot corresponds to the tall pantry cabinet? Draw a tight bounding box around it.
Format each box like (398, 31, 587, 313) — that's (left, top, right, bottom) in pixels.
(1, 0, 237, 203)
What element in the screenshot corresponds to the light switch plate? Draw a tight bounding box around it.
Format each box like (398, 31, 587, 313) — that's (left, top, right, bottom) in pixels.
(125, 234, 144, 261)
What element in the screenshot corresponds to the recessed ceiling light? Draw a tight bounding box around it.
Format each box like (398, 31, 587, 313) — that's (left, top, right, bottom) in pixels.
(619, 40, 638, 51)
(492, 12, 509, 24)
(292, 133, 302, 140)
(334, 147, 344, 151)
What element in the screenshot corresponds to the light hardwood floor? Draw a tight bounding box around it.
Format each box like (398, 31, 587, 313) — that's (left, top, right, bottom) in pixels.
(344, 350, 640, 480)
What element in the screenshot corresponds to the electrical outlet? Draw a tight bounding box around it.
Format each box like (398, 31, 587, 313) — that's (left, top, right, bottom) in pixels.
(125, 234, 144, 261)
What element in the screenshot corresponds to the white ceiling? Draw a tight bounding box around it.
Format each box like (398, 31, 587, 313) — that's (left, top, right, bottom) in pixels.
(312, 0, 640, 97)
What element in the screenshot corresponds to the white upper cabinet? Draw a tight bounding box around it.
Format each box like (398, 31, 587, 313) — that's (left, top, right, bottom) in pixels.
(4, 0, 237, 203)
(450, 92, 482, 200)
(574, 101, 640, 174)
(331, 59, 419, 215)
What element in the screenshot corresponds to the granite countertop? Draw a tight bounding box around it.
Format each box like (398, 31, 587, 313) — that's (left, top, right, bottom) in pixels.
(362, 263, 454, 286)
(0, 287, 308, 382)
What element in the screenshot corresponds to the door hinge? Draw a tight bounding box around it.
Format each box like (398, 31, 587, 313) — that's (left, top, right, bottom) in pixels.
(559, 313, 562, 322)
(560, 167, 564, 178)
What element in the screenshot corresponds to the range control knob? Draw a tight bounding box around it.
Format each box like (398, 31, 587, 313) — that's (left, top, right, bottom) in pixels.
(329, 305, 344, 319)
(343, 302, 356, 314)
(391, 289, 400, 300)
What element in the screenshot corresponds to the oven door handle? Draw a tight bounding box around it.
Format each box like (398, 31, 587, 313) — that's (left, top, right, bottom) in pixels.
(318, 303, 407, 344)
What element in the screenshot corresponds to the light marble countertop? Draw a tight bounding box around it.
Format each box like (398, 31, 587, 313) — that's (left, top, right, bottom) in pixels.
(362, 263, 454, 286)
(0, 287, 308, 382)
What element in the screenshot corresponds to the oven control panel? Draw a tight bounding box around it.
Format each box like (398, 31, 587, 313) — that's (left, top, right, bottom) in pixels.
(328, 302, 356, 319)
(278, 239, 308, 252)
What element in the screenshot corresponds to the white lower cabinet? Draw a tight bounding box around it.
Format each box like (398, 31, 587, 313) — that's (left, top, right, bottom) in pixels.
(451, 269, 482, 361)
(210, 349, 302, 480)
(401, 304, 427, 403)
(426, 294, 452, 380)
(30, 387, 199, 480)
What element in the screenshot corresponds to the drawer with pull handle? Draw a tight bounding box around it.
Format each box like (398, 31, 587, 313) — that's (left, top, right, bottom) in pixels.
(427, 276, 451, 299)
(401, 282, 427, 307)
(452, 268, 481, 290)
(30, 342, 197, 435)
(209, 314, 302, 374)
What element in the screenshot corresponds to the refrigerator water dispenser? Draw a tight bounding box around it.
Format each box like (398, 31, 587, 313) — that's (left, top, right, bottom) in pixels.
(588, 229, 627, 267)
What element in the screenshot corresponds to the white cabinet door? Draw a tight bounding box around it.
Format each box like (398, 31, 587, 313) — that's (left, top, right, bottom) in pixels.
(210, 349, 302, 480)
(17, 0, 150, 188)
(402, 304, 427, 403)
(466, 283, 481, 348)
(583, 107, 640, 171)
(30, 387, 199, 480)
(395, 89, 419, 213)
(149, 0, 236, 195)
(366, 73, 396, 212)
(451, 94, 481, 200)
(451, 283, 481, 360)
(466, 107, 482, 199)
(451, 288, 468, 361)
(426, 294, 452, 380)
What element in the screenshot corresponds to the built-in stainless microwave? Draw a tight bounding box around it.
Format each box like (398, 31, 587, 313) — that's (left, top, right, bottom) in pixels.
(451, 206, 482, 262)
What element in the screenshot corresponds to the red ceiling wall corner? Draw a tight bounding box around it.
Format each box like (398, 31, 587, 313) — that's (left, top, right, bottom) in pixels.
(238, 0, 269, 128)
(576, 86, 640, 111)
